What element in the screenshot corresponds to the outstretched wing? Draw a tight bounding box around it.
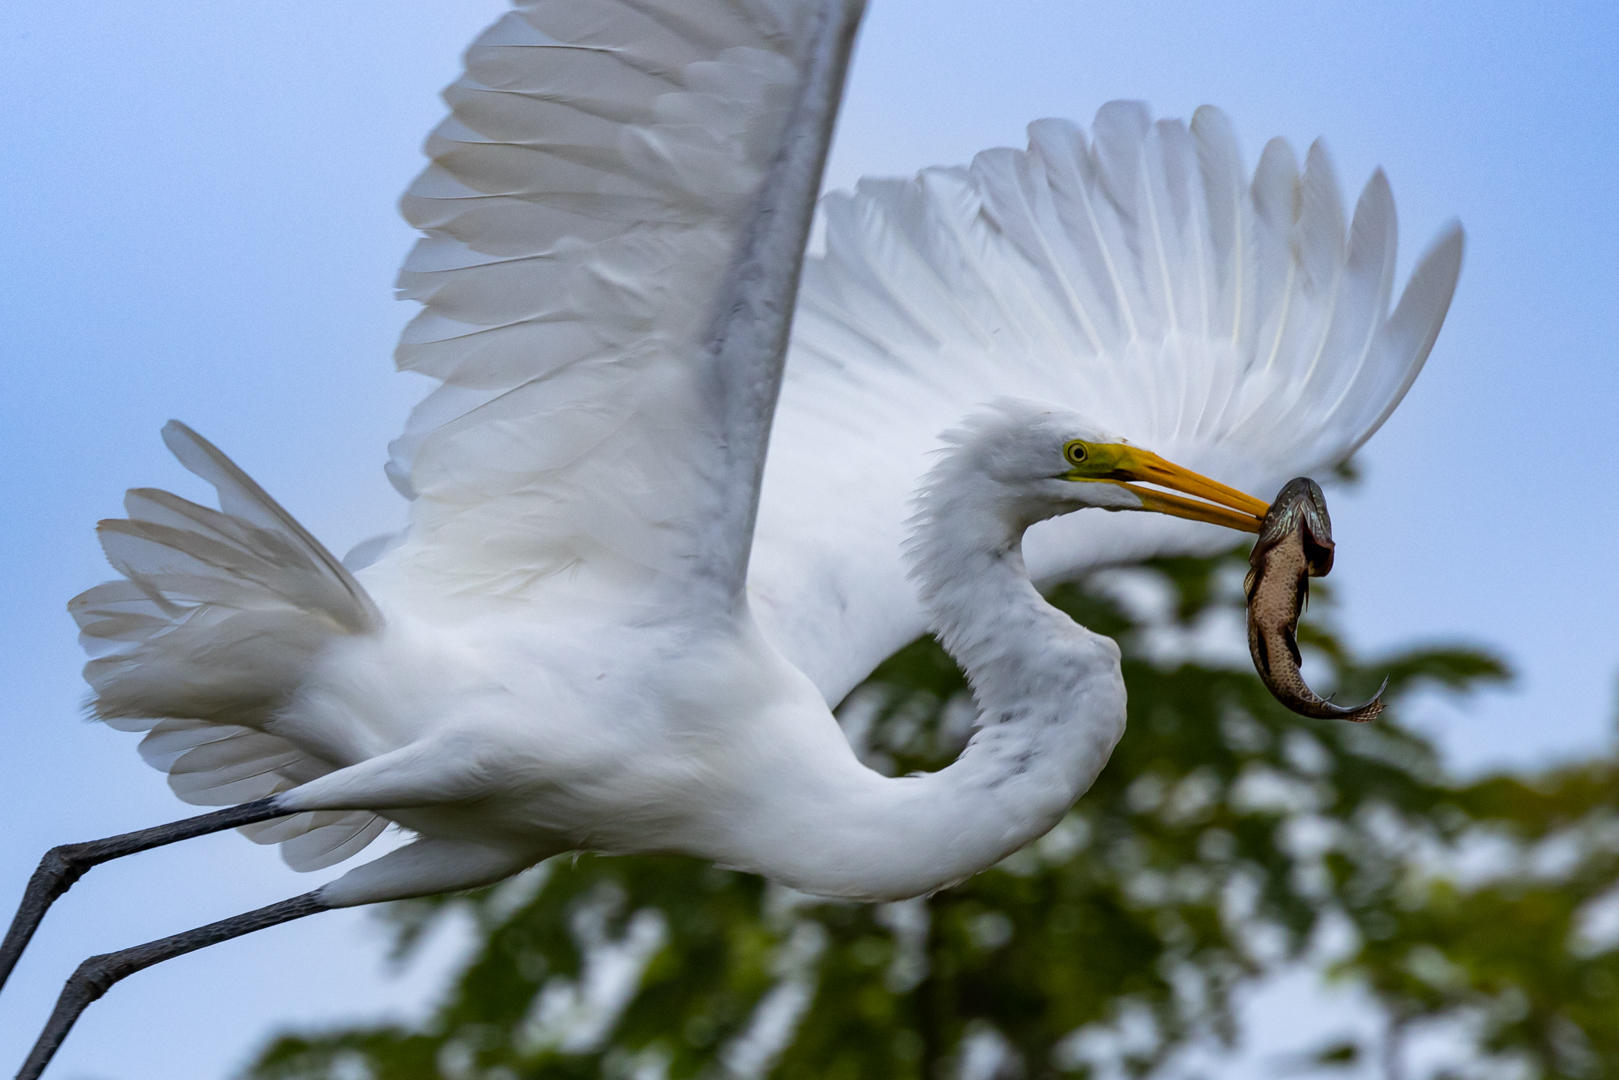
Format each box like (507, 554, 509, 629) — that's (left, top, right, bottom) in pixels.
(750, 102, 1464, 703)
(369, 0, 859, 622)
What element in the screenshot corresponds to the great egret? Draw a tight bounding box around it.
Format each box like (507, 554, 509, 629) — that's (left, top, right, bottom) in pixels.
(2, 0, 1463, 1072)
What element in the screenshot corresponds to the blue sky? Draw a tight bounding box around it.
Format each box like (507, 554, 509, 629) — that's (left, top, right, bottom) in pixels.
(1, 1, 1616, 1076)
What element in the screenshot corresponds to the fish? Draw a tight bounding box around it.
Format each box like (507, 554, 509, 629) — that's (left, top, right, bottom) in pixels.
(1245, 477, 1385, 723)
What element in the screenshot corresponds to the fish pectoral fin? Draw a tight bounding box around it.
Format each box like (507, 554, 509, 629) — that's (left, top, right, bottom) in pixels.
(1252, 632, 1272, 679)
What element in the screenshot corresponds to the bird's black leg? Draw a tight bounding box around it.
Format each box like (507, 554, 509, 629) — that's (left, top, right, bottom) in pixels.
(0, 797, 287, 994)
(16, 889, 328, 1080)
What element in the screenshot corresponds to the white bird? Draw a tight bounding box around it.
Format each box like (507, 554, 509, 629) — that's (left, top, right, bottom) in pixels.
(1, 0, 1463, 1073)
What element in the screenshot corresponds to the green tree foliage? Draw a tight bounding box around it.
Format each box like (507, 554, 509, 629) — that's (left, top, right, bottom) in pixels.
(245, 549, 1619, 1079)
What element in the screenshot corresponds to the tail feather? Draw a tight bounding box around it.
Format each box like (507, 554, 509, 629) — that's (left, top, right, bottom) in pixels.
(240, 811, 390, 872)
(159, 423, 379, 627)
(70, 425, 388, 871)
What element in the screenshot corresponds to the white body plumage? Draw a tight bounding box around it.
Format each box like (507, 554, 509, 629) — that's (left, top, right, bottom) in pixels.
(65, 0, 1462, 912)
(265, 401, 1136, 905)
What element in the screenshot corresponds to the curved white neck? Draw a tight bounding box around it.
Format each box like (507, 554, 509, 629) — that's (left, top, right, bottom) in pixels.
(726, 469, 1127, 901)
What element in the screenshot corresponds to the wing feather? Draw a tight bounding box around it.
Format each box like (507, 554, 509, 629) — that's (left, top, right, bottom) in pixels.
(1305, 169, 1398, 428)
(1190, 106, 1247, 350)
(1249, 137, 1302, 374)
(371, 0, 860, 621)
(1338, 224, 1464, 456)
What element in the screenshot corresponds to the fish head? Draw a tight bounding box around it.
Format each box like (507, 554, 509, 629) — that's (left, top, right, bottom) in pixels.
(1251, 477, 1335, 577)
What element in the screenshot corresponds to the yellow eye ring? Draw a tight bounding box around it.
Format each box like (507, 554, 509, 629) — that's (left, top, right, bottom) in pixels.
(1064, 441, 1089, 466)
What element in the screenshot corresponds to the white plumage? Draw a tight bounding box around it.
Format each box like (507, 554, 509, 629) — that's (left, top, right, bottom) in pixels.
(17, 1, 1461, 1055)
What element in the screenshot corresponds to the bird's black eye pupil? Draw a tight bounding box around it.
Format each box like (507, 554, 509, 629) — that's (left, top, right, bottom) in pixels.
(1067, 443, 1087, 464)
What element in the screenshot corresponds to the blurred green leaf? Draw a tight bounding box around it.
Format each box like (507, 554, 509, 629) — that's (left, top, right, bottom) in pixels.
(245, 548, 1619, 1080)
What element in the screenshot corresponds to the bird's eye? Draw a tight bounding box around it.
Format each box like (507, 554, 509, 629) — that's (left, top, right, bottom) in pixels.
(1064, 441, 1089, 466)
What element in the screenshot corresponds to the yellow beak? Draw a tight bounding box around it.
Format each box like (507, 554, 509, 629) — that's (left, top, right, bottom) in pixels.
(1084, 446, 1270, 534)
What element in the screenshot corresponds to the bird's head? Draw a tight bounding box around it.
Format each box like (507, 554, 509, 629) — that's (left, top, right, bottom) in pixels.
(923, 399, 1270, 536)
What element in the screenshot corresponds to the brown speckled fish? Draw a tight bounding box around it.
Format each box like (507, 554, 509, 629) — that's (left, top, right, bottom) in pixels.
(1245, 477, 1385, 722)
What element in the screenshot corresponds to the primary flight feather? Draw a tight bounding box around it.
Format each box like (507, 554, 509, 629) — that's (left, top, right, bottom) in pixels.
(5, 0, 1461, 1072)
